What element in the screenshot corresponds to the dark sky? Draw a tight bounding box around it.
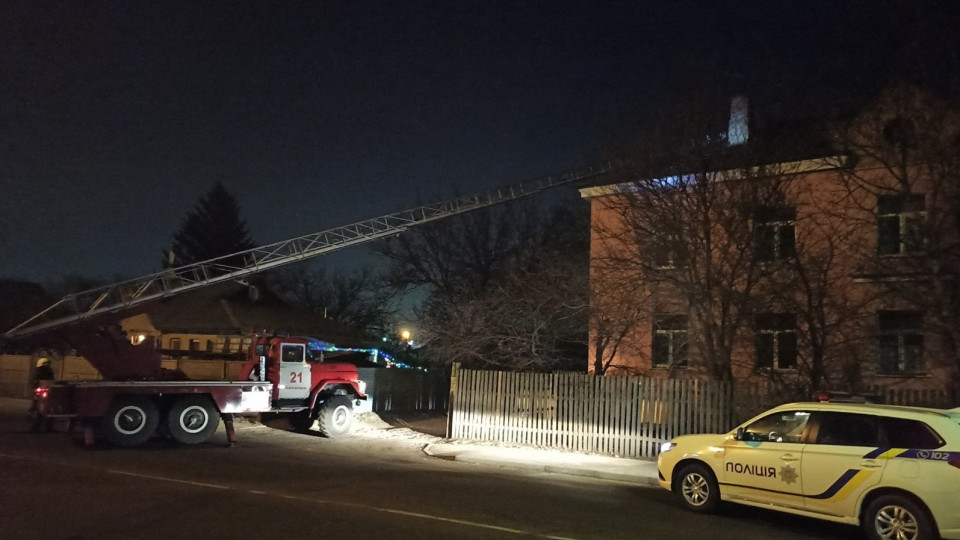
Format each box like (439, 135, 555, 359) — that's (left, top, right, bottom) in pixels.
(1, 1, 957, 285)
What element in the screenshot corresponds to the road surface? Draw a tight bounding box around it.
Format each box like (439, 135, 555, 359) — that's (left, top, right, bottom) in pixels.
(0, 401, 856, 540)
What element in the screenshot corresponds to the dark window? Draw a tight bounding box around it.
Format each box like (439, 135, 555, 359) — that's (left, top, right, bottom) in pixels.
(652, 314, 688, 368)
(755, 313, 797, 371)
(189, 339, 200, 351)
(281, 344, 304, 363)
(741, 410, 810, 443)
(169, 338, 181, 351)
(815, 412, 882, 446)
(753, 206, 796, 261)
(878, 311, 924, 375)
(877, 194, 925, 255)
(881, 417, 945, 449)
(650, 234, 684, 269)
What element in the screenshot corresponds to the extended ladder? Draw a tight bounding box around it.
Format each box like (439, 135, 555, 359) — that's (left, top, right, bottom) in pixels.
(6, 164, 612, 338)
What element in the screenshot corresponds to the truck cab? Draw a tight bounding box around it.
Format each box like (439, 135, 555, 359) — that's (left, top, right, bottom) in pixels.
(240, 334, 367, 436)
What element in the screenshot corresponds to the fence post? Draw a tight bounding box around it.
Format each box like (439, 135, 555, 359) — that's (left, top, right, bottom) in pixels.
(446, 362, 460, 439)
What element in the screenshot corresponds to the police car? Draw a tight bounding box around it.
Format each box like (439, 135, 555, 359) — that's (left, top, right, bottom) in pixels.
(657, 400, 960, 540)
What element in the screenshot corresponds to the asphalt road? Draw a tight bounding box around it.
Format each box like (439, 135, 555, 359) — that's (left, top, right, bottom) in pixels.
(0, 402, 858, 540)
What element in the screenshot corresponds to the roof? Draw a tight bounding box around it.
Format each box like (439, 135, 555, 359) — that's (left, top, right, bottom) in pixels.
(580, 100, 847, 195)
(145, 281, 376, 348)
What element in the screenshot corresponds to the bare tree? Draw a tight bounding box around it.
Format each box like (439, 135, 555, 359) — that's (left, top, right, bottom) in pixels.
(588, 251, 651, 376)
(761, 174, 878, 395)
(271, 263, 396, 338)
(595, 97, 809, 382)
(830, 83, 960, 396)
(379, 195, 589, 371)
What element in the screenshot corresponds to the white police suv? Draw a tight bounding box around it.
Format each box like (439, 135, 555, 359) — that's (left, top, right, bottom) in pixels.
(657, 401, 960, 540)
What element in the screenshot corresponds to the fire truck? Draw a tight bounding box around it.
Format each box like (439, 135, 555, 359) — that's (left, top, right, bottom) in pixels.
(7, 165, 611, 447)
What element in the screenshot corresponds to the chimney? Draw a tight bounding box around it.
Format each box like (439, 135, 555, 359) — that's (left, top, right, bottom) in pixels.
(727, 95, 749, 146)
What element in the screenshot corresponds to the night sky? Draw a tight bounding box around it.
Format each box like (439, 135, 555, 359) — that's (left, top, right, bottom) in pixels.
(2, 1, 957, 285)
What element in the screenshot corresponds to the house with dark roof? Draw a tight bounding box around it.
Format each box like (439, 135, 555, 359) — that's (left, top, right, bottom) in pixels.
(120, 281, 379, 364)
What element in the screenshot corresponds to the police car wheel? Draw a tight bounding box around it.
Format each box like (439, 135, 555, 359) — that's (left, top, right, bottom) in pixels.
(676, 463, 719, 512)
(863, 494, 933, 540)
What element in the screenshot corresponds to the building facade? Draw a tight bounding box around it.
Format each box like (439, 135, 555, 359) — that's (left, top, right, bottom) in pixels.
(582, 85, 959, 402)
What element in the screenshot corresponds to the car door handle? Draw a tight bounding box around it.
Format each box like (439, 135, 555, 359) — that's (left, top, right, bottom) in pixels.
(860, 459, 883, 469)
(781, 454, 800, 462)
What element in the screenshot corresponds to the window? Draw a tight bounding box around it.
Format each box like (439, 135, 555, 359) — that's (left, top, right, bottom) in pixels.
(877, 194, 924, 255)
(281, 343, 305, 363)
(652, 314, 688, 368)
(189, 339, 200, 351)
(741, 410, 810, 443)
(755, 313, 797, 371)
(169, 338, 181, 350)
(881, 417, 944, 449)
(878, 311, 924, 375)
(650, 233, 684, 269)
(753, 206, 796, 261)
(815, 413, 882, 446)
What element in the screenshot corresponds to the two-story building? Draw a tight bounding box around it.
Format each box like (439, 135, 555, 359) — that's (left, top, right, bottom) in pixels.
(581, 84, 959, 404)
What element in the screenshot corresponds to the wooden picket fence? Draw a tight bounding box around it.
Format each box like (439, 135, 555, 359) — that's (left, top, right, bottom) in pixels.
(448, 367, 959, 460)
(448, 366, 735, 459)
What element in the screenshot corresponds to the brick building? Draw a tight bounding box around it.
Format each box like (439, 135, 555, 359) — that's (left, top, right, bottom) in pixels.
(581, 85, 959, 402)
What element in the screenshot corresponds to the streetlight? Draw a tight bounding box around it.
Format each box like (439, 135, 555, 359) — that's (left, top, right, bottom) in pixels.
(400, 329, 411, 342)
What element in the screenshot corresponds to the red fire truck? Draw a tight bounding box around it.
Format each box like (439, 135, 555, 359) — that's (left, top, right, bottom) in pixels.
(35, 331, 367, 446)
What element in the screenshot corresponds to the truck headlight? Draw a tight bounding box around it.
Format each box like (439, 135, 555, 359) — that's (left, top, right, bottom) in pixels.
(357, 380, 367, 394)
(660, 442, 677, 453)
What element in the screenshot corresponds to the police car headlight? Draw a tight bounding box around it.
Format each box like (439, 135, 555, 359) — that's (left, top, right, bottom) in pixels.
(660, 442, 677, 453)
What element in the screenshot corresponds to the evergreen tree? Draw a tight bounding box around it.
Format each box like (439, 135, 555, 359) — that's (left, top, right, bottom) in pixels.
(166, 182, 255, 267)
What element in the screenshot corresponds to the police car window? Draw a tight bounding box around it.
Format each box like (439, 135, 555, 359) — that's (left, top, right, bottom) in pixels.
(881, 417, 945, 449)
(742, 411, 810, 443)
(815, 413, 882, 446)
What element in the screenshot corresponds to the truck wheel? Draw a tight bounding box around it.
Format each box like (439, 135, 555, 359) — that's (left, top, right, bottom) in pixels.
(166, 396, 220, 445)
(101, 396, 159, 446)
(316, 396, 353, 438)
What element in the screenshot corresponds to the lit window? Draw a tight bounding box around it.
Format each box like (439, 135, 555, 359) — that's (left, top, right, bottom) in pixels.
(652, 314, 688, 368)
(755, 313, 797, 371)
(753, 206, 796, 262)
(877, 194, 924, 255)
(878, 311, 924, 375)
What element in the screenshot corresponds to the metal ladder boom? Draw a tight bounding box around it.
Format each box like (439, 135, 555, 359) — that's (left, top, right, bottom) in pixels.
(5, 164, 612, 339)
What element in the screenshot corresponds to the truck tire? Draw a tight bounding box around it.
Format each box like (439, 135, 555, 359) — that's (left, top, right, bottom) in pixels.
(101, 396, 159, 446)
(166, 396, 220, 445)
(316, 396, 353, 438)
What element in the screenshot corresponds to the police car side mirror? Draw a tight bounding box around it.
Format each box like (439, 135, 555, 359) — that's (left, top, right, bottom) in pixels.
(735, 427, 745, 441)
